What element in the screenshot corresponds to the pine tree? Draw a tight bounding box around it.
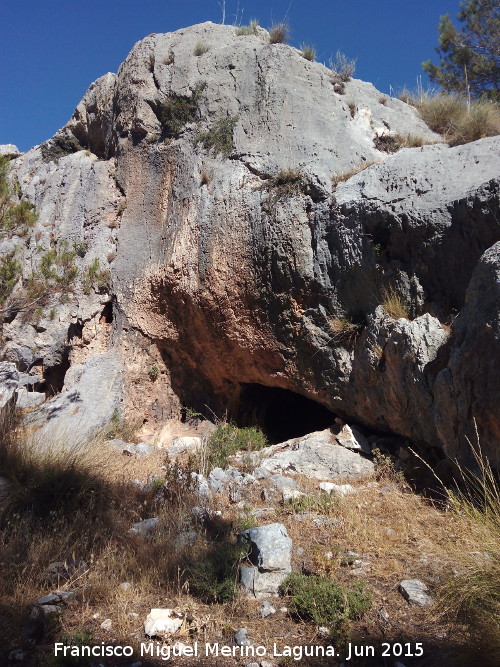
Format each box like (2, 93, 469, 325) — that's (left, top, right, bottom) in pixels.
(423, 0, 499, 100)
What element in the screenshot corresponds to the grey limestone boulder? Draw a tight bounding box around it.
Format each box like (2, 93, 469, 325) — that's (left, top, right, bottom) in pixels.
(258, 429, 374, 480)
(239, 523, 292, 598)
(399, 579, 433, 606)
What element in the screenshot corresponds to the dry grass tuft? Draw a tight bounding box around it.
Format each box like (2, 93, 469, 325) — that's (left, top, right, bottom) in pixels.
(401, 91, 500, 146)
(300, 44, 316, 61)
(268, 23, 288, 44)
(328, 316, 364, 348)
(193, 41, 209, 56)
(235, 20, 259, 36)
(331, 161, 376, 188)
(381, 286, 410, 319)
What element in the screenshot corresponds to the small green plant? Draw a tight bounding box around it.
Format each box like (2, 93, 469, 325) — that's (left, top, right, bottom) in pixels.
(194, 41, 209, 56)
(381, 286, 410, 319)
(206, 422, 267, 469)
(41, 134, 83, 163)
(284, 493, 337, 515)
(187, 542, 248, 603)
(152, 82, 206, 137)
(269, 23, 288, 44)
(281, 572, 371, 639)
(0, 250, 21, 306)
(300, 44, 316, 61)
(236, 20, 259, 36)
(104, 409, 141, 443)
(83, 258, 110, 294)
(149, 364, 159, 381)
(196, 116, 238, 158)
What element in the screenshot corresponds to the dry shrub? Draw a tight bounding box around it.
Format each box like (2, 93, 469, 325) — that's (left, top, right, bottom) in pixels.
(193, 41, 209, 56)
(328, 316, 364, 347)
(402, 91, 500, 146)
(374, 133, 425, 153)
(330, 51, 356, 83)
(268, 23, 288, 44)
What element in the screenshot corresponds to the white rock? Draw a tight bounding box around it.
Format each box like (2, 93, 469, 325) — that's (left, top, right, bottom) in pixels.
(144, 609, 184, 637)
(319, 482, 356, 496)
(100, 618, 112, 630)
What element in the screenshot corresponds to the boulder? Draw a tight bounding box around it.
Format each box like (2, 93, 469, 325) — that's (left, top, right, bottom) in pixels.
(144, 609, 184, 637)
(239, 523, 292, 598)
(399, 579, 433, 606)
(24, 353, 124, 444)
(257, 429, 374, 480)
(129, 517, 159, 536)
(239, 523, 292, 572)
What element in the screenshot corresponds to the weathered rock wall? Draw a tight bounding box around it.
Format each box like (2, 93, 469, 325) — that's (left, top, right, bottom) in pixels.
(2, 22, 499, 465)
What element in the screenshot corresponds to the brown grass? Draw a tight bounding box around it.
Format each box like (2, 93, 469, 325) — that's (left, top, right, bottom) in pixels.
(2, 408, 498, 665)
(381, 286, 410, 319)
(268, 23, 288, 44)
(401, 91, 500, 146)
(331, 161, 376, 188)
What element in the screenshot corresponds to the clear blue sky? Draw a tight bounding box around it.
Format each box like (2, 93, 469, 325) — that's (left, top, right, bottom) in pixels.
(1, 0, 460, 152)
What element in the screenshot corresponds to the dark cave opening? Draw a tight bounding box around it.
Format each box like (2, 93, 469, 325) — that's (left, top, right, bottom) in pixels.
(100, 302, 113, 324)
(235, 383, 336, 444)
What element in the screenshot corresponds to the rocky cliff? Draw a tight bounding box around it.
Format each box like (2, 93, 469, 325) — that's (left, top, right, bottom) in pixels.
(1, 22, 499, 465)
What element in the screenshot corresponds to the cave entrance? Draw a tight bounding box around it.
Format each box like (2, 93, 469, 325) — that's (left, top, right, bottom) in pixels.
(235, 383, 336, 444)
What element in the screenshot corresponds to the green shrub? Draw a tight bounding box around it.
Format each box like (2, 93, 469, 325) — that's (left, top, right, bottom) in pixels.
(149, 364, 159, 381)
(206, 422, 267, 469)
(83, 258, 110, 294)
(0, 250, 21, 305)
(194, 41, 209, 56)
(282, 572, 371, 638)
(196, 116, 238, 158)
(41, 134, 83, 163)
(0, 156, 38, 236)
(186, 542, 248, 603)
(300, 44, 316, 61)
(236, 20, 259, 36)
(269, 23, 288, 44)
(153, 82, 206, 137)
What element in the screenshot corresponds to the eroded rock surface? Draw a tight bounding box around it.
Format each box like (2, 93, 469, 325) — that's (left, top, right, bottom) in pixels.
(2, 22, 499, 464)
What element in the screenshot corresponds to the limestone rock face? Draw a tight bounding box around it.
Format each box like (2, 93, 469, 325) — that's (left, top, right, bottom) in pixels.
(2, 22, 499, 464)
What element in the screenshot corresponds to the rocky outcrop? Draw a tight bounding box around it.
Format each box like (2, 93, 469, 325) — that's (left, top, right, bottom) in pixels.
(2, 22, 499, 464)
